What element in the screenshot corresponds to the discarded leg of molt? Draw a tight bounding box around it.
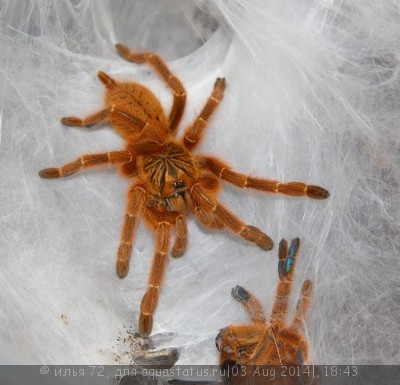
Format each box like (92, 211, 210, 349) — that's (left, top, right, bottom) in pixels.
(132, 346, 179, 368)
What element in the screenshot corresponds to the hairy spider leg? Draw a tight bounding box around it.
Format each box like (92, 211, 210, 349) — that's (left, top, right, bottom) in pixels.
(199, 156, 330, 200)
(290, 279, 313, 333)
(274, 279, 314, 366)
(183, 77, 226, 150)
(190, 182, 274, 250)
(172, 214, 187, 258)
(116, 184, 147, 278)
(60, 108, 112, 128)
(186, 175, 224, 230)
(39, 150, 132, 178)
(139, 220, 172, 336)
(229, 286, 279, 365)
(192, 207, 224, 230)
(270, 238, 300, 326)
(231, 285, 266, 324)
(115, 44, 186, 133)
(60, 72, 118, 128)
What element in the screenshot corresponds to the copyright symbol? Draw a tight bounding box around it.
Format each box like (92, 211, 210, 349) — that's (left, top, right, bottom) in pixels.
(40, 366, 49, 375)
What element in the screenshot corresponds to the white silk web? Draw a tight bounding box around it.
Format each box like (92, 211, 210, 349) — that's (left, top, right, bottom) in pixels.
(1, 0, 399, 366)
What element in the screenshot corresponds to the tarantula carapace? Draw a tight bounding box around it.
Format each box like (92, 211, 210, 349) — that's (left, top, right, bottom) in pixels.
(216, 238, 313, 368)
(39, 44, 329, 336)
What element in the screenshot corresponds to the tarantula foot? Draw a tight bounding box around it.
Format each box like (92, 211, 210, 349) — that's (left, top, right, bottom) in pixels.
(39, 168, 61, 179)
(171, 247, 184, 258)
(278, 238, 300, 278)
(61, 116, 93, 128)
(115, 43, 148, 63)
(139, 314, 153, 337)
(258, 233, 274, 251)
(115, 43, 129, 57)
(116, 261, 129, 279)
(215, 77, 226, 89)
(288, 237, 300, 256)
(215, 328, 227, 352)
(231, 285, 250, 302)
(117, 244, 132, 278)
(239, 225, 273, 251)
(301, 279, 313, 296)
(307, 185, 330, 200)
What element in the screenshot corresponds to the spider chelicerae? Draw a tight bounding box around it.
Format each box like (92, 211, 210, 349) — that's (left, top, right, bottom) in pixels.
(39, 44, 329, 336)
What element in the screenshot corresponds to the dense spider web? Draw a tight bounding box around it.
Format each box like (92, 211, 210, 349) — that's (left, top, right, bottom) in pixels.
(1, 0, 399, 367)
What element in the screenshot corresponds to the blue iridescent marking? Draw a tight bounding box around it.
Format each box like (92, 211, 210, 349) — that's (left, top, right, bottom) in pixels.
(279, 257, 294, 277)
(284, 256, 294, 274)
(288, 237, 300, 257)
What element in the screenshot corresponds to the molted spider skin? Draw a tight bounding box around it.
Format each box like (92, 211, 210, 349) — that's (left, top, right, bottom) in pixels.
(39, 44, 329, 336)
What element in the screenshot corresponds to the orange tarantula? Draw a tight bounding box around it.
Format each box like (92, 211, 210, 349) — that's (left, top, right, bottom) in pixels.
(216, 238, 313, 368)
(39, 44, 329, 336)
